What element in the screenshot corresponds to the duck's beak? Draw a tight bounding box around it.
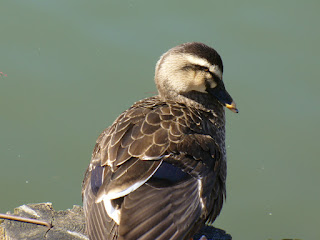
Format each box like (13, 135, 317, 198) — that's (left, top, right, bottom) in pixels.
(225, 101, 238, 113)
(207, 84, 239, 113)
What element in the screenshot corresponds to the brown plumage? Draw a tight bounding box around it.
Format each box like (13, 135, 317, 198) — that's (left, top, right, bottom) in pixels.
(82, 42, 238, 240)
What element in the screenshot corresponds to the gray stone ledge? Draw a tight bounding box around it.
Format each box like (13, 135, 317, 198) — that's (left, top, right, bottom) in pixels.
(0, 203, 231, 240)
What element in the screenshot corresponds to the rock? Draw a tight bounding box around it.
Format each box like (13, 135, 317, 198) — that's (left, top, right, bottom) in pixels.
(0, 203, 231, 240)
(0, 203, 87, 240)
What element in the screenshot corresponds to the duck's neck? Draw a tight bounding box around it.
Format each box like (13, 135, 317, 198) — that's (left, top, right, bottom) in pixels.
(159, 91, 225, 122)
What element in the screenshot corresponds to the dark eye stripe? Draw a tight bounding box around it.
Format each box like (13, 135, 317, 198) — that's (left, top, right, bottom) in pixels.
(181, 65, 195, 71)
(181, 65, 221, 81)
(199, 66, 209, 72)
(181, 64, 208, 71)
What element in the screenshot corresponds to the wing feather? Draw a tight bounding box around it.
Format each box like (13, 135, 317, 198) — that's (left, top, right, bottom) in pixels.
(82, 97, 226, 240)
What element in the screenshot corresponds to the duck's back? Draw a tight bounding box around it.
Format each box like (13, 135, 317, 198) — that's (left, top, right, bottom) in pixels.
(82, 95, 226, 240)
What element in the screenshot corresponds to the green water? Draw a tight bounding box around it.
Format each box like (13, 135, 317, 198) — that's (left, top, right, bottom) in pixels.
(0, 1, 319, 239)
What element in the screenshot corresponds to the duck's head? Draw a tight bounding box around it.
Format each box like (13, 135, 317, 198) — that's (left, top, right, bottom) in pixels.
(155, 42, 238, 113)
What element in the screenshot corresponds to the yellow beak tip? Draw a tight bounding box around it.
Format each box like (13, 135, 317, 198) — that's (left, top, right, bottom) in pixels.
(225, 102, 238, 113)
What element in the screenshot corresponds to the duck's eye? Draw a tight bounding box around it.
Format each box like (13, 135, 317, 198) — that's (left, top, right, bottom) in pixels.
(203, 67, 209, 72)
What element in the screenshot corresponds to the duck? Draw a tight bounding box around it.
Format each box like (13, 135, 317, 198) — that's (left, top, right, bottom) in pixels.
(82, 42, 238, 240)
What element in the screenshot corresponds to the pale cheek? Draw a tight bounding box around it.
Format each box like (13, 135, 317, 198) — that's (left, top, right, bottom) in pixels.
(204, 73, 217, 88)
(187, 72, 206, 93)
(169, 71, 192, 92)
(209, 79, 217, 88)
(192, 73, 205, 88)
(170, 71, 207, 93)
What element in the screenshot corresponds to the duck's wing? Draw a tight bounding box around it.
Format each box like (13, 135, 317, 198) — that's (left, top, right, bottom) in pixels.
(82, 103, 223, 240)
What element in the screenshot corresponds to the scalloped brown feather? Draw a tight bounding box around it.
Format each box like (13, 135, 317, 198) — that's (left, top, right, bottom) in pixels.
(82, 95, 227, 240)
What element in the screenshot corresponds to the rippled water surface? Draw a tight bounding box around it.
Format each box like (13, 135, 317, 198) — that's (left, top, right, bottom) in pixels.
(0, 1, 319, 239)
